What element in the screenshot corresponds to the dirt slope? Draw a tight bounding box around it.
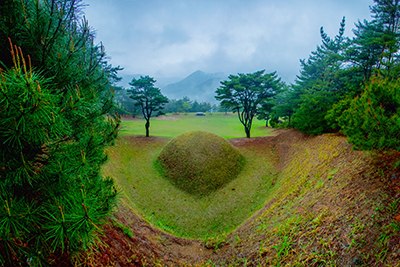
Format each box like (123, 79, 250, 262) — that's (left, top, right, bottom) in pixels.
(79, 129, 400, 267)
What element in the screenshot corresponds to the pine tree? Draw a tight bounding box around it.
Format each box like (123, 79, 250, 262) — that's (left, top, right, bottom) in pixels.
(339, 75, 400, 150)
(345, 0, 400, 81)
(291, 17, 349, 134)
(338, 1, 400, 150)
(329, 0, 400, 138)
(0, 1, 120, 265)
(370, 0, 400, 76)
(128, 76, 169, 137)
(346, 20, 386, 81)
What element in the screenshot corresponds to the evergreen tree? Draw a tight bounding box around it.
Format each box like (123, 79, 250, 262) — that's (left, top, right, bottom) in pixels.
(256, 98, 275, 126)
(337, 1, 400, 150)
(370, 0, 400, 76)
(338, 75, 400, 150)
(215, 70, 283, 138)
(0, 1, 120, 265)
(257, 84, 294, 127)
(328, 0, 400, 134)
(190, 100, 200, 113)
(345, 0, 400, 81)
(291, 17, 349, 134)
(346, 20, 385, 81)
(182, 96, 192, 113)
(128, 76, 169, 137)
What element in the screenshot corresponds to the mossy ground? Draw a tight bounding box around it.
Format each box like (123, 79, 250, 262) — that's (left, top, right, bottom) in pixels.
(157, 131, 246, 196)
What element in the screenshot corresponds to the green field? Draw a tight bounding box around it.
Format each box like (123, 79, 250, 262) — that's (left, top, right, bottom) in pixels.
(120, 112, 271, 139)
(103, 113, 278, 238)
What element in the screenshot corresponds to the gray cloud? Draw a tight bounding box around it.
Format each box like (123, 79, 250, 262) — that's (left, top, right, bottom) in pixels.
(83, 0, 373, 87)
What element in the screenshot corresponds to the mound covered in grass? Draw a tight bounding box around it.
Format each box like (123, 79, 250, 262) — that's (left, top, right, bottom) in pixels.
(157, 131, 246, 196)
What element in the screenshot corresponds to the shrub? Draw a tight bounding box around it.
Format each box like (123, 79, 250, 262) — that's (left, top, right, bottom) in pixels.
(338, 76, 400, 150)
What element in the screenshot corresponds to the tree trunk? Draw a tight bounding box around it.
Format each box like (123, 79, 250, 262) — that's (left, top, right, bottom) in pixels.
(245, 126, 251, 138)
(145, 119, 150, 137)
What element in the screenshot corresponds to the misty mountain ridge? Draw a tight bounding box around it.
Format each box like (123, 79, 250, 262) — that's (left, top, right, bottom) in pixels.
(119, 73, 181, 89)
(160, 70, 226, 103)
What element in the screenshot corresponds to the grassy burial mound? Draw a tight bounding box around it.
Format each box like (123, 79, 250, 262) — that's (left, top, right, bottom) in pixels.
(103, 133, 277, 238)
(157, 131, 246, 196)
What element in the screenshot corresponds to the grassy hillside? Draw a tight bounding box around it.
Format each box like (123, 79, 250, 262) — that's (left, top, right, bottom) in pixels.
(90, 118, 400, 266)
(207, 131, 400, 266)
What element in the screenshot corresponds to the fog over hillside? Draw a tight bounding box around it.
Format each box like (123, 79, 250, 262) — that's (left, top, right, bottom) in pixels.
(120, 74, 182, 90)
(120, 70, 226, 103)
(160, 70, 226, 103)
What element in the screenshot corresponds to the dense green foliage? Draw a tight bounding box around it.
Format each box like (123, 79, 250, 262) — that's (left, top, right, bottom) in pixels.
(272, 0, 400, 152)
(157, 131, 245, 196)
(289, 17, 349, 135)
(215, 70, 284, 138)
(339, 76, 400, 150)
(257, 84, 295, 128)
(128, 76, 168, 137)
(0, 0, 120, 265)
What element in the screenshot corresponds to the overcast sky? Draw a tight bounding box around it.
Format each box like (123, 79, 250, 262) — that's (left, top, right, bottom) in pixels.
(83, 0, 373, 87)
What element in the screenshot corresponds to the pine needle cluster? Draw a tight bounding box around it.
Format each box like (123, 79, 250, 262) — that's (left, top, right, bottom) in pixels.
(0, 1, 121, 265)
(339, 76, 400, 150)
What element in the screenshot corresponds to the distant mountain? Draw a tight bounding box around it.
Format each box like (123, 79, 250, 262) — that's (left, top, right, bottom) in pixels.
(160, 70, 226, 103)
(118, 73, 181, 89)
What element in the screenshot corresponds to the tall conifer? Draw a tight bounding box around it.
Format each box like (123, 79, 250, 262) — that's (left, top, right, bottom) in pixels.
(0, 0, 120, 265)
(291, 17, 348, 134)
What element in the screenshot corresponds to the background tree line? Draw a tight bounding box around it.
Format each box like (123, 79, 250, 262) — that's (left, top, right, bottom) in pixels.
(114, 88, 221, 116)
(164, 97, 221, 114)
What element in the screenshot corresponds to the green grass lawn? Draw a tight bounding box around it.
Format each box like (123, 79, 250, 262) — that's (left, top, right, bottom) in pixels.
(103, 113, 278, 239)
(120, 112, 271, 139)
